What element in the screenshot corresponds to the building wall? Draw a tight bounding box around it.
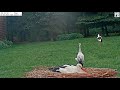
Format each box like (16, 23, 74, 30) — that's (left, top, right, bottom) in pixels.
(0, 17, 6, 40)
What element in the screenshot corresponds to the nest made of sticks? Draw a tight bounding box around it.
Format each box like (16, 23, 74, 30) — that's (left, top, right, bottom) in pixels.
(25, 67, 118, 78)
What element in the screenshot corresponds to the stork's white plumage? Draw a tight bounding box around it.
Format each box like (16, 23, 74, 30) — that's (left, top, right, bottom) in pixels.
(49, 64, 87, 73)
(75, 43, 84, 66)
(56, 64, 86, 73)
(97, 34, 102, 42)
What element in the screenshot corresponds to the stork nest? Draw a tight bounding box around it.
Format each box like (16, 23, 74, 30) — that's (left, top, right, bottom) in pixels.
(25, 67, 118, 78)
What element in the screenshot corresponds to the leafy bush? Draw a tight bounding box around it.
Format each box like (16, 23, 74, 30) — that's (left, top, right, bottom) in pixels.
(0, 40, 13, 49)
(56, 33, 84, 41)
(3, 39, 13, 46)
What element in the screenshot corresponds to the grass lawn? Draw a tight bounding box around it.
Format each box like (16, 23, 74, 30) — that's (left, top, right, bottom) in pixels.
(0, 36, 120, 78)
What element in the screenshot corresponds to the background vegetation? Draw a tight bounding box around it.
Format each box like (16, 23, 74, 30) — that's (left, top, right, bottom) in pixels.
(6, 12, 120, 42)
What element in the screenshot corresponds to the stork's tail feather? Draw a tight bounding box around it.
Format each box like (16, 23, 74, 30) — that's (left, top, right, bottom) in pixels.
(49, 65, 68, 72)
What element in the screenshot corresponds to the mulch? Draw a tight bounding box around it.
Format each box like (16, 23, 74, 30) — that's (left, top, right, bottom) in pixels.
(24, 66, 118, 78)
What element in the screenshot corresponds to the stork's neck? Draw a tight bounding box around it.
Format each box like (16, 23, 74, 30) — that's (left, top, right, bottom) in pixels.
(79, 44, 81, 52)
(98, 34, 100, 37)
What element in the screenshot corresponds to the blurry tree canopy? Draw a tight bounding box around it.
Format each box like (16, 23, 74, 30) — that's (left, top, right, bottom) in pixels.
(76, 12, 120, 37)
(6, 12, 80, 42)
(6, 12, 120, 42)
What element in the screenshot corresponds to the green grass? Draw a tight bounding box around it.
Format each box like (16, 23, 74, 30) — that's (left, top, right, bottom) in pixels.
(0, 36, 120, 78)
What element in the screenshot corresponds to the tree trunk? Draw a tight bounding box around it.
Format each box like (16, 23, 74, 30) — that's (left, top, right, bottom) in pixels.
(105, 26, 109, 36)
(49, 32, 54, 41)
(86, 27, 89, 36)
(83, 29, 87, 37)
(101, 26, 105, 36)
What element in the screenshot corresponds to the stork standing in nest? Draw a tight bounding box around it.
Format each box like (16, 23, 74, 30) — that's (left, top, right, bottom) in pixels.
(97, 34, 102, 46)
(75, 43, 84, 67)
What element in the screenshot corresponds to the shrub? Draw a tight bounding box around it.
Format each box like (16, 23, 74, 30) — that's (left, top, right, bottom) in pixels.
(3, 39, 13, 46)
(56, 33, 84, 41)
(0, 40, 13, 49)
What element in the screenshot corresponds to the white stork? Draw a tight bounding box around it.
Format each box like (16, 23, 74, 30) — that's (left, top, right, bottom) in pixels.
(49, 64, 86, 73)
(75, 43, 84, 66)
(97, 34, 102, 42)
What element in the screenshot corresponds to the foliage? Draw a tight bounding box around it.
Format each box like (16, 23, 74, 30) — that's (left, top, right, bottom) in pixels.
(76, 12, 114, 25)
(6, 12, 120, 41)
(56, 33, 84, 41)
(89, 28, 102, 36)
(0, 40, 13, 49)
(6, 12, 80, 42)
(76, 12, 120, 37)
(3, 39, 13, 46)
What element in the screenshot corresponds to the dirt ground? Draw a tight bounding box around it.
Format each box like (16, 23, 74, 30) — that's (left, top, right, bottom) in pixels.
(24, 66, 118, 78)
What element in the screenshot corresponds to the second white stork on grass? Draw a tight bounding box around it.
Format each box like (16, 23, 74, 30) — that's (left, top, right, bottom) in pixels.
(97, 34, 102, 42)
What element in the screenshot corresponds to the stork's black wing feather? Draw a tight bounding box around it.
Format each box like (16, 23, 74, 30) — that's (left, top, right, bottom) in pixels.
(48, 65, 67, 72)
(48, 67, 60, 72)
(97, 37, 102, 39)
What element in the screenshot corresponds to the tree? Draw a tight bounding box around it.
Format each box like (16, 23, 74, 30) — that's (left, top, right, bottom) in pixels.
(76, 12, 120, 37)
(6, 12, 82, 42)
